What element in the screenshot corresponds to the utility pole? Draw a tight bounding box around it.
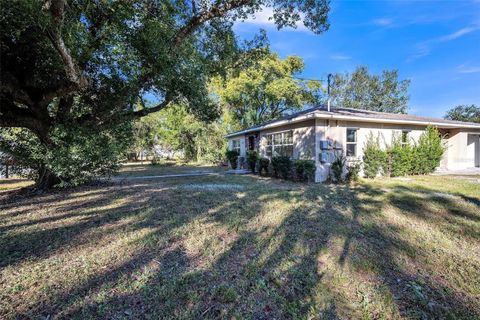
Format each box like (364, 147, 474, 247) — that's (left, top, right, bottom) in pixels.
(327, 73, 332, 112)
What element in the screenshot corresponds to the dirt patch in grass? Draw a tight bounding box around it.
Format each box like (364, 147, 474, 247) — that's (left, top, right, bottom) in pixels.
(1, 174, 479, 319)
(180, 183, 244, 191)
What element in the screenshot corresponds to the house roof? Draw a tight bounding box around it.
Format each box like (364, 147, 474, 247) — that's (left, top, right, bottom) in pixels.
(225, 106, 480, 137)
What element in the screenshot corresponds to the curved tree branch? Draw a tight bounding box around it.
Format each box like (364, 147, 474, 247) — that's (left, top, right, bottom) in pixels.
(44, 0, 87, 88)
(174, 0, 253, 47)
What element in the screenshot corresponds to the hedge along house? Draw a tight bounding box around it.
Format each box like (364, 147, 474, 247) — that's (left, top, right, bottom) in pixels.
(226, 106, 480, 182)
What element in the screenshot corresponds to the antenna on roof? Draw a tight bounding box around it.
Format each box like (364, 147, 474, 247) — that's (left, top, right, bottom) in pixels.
(327, 73, 332, 112)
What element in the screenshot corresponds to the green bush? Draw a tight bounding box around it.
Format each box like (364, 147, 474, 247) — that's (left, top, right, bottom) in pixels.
(246, 150, 259, 173)
(294, 160, 316, 182)
(271, 156, 292, 180)
(363, 133, 387, 179)
(258, 157, 270, 176)
(226, 150, 239, 169)
(151, 156, 164, 166)
(388, 137, 413, 177)
(330, 153, 346, 183)
(411, 125, 445, 174)
(346, 161, 361, 183)
(0, 123, 132, 187)
(362, 127, 445, 179)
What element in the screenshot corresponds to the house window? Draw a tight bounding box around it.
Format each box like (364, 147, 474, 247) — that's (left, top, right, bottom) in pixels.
(232, 139, 241, 153)
(401, 131, 409, 147)
(346, 128, 357, 157)
(265, 131, 293, 158)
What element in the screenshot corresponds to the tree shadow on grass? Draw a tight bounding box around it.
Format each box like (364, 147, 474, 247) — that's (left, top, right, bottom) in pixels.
(2, 176, 479, 319)
(388, 185, 480, 239)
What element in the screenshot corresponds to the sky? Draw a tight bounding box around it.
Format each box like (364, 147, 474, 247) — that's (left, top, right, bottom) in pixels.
(233, 0, 480, 118)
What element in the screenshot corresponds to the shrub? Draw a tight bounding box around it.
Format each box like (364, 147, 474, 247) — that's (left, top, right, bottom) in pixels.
(362, 127, 445, 179)
(151, 156, 164, 166)
(363, 133, 387, 179)
(411, 125, 445, 174)
(388, 136, 413, 177)
(346, 161, 361, 183)
(258, 157, 270, 176)
(226, 150, 239, 169)
(271, 156, 292, 180)
(330, 153, 346, 182)
(246, 150, 259, 173)
(294, 160, 316, 182)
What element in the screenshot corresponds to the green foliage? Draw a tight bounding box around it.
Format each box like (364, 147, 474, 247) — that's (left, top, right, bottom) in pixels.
(0, 123, 132, 186)
(271, 156, 292, 180)
(258, 157, 270, 176)
(362, 134, 387, 179)
(388, 136, 414, 177)
(129, 111, 163, 160)
(330, 66, 410, 114)
(294, 160, 316, 182)
(213, 52, 322, 129)
(1, 0, 330, 188)
(363, 126, 445, 179)
(246, 150, 259, 173)
(444, 104, 480, 123)
(331, 153, 346, 183)
(226, 150, 239, 169)
(346, 162, 361, 183)
(155, 104, 227, 163)
(411, 126, 445, 175)
(150, 156, 163, 166)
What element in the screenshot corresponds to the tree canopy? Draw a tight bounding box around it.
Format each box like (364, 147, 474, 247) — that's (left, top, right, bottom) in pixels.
(330, 66, 410, 114)
(444, 104, 480, 123)
(0, 0, 330, 188)
(212, 52, 322, 129)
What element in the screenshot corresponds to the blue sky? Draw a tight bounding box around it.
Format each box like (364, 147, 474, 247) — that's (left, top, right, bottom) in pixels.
(233, 0, 480, 118)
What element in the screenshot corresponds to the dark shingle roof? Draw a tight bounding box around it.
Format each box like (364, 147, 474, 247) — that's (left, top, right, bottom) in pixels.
(226, 105, 480, 137)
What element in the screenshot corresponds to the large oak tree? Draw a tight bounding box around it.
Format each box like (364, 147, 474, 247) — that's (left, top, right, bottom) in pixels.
(1, 0, 330, 188)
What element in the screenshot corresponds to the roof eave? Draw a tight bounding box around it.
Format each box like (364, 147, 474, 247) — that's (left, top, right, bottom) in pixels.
(225, 112, 480, 138)
(315, 114, 480, 129)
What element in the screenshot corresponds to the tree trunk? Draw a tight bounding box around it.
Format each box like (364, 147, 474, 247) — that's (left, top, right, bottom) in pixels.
(35, 166, 61, 190)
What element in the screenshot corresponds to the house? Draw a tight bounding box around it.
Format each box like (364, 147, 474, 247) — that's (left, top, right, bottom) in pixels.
(225, 106, 480, 182)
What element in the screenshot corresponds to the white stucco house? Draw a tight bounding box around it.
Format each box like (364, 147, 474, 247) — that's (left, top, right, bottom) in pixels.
(226, 106, 480, 182)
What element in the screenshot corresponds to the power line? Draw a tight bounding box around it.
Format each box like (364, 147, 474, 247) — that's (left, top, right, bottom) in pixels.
(291, 76, 326, 82)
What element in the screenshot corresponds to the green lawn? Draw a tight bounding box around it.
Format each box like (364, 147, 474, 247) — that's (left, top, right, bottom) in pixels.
(1, 167, 479, 319)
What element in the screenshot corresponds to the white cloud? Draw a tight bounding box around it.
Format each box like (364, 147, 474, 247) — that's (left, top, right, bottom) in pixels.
(408, 24, 480, 61)
(371, 18, 393, 26)
(330, 54, 351, 60)
(237, 7, 309, 32)
(409, 43, 431, 60)
(438, 26, 477, 42)
(457, 63, 480, 74)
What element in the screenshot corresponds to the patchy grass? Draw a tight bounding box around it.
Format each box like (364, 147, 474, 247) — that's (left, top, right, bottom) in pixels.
(115, 160, 226, 177)
(0, 179, 33, 192)
(1, 169, 479, 319)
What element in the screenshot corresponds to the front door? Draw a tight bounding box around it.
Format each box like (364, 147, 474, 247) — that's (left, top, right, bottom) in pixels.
(248, 136, 255, 151)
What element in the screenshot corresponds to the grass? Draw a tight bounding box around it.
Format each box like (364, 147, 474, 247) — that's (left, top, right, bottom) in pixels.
(115, 160, 226, 177)
(1, 165, 479, 319)
(0, 179, 33, 192)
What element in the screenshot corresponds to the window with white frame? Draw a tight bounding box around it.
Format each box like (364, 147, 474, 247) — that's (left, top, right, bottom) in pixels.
(346, 128, 357, 157)
(265, 131, 293, 158)
(232, 139, 241, 153)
